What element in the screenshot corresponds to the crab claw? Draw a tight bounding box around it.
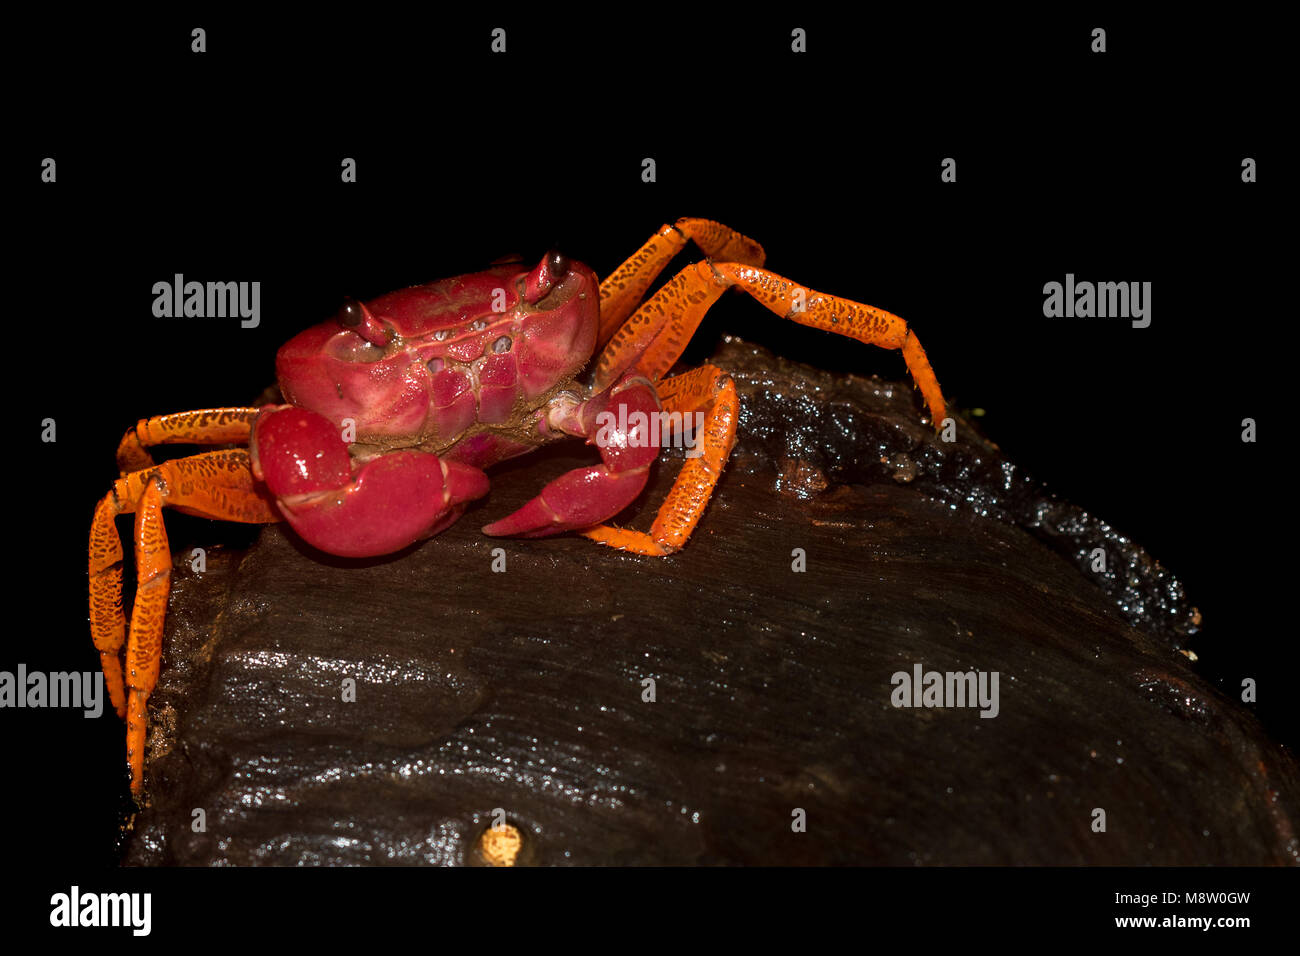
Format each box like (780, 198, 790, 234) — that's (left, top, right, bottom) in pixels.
(251, 405, 488, 557)
(482, 376, 660, 539)
(481, 464, 651, 538)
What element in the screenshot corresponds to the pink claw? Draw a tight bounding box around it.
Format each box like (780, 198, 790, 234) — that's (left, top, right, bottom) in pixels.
(482, 376, 661, 538)
(481, 465, 651, 538)
(252, 406, 488, 557)
(251, 404, 352, 496)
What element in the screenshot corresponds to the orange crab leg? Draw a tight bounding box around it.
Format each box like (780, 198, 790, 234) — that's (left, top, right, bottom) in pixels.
(595, 260, 947, 428)
(89, 495, 129, 719)
(580, 364, 737, 555)
(89, 447, 280, 793)
(584, 244, 948, 556)
(597, 218, 766, 350)
(125, 477, 170, 794)
(116, 407, 261, 474)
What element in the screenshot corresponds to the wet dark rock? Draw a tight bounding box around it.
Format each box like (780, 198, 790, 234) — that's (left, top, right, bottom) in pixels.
(724, 338, 1200, 646)
(123, 339, 1298, 865)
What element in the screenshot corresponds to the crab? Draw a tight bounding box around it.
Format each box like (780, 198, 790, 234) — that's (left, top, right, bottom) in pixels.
(89, 218, 949, 795)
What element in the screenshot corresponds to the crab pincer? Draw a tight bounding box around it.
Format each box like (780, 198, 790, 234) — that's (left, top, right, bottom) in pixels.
(482, 375, 662, 538)
(251, 405, 489, 558)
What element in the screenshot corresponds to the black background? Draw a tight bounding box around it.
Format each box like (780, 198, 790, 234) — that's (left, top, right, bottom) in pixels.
(8, 8, 1293, 938)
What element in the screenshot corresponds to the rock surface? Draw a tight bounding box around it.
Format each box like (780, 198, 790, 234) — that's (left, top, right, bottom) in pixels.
(122, 339, 1298, 865)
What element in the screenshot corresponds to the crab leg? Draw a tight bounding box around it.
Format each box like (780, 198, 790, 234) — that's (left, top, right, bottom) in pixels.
(597, 218, 766, 350)
(88, 498, 128, 720)
(595, 260, 946, 428)
(89, 449, 280, 792)
(581, 255, 948, 555)
(481, 376, 663, 538)
(580, 364, 737, 556)
(116, 407, 261, 473)
(124, 477, 169, 794)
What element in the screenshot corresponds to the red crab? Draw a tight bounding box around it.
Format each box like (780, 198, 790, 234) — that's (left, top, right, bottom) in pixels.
(89, 218, 949, 794)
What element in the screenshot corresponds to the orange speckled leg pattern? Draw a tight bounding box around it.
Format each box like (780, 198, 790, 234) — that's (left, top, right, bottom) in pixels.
(701, 261, 946, 428)
(581, 364, 737, 555)
(125, 478, 170, 794)
(116, 407, 260, 474)
(597, 218, 766, 350)
(89, 494, 129, 720)
(598, 259, 946, 427)
(88, 446, 280, 794)
(585, 224, 948, 556)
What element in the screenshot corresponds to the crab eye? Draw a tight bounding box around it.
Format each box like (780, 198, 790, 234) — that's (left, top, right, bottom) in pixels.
(337, 298, 364, 328)
(523, 249, 571, 304)
(335, 297, 390, 346)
